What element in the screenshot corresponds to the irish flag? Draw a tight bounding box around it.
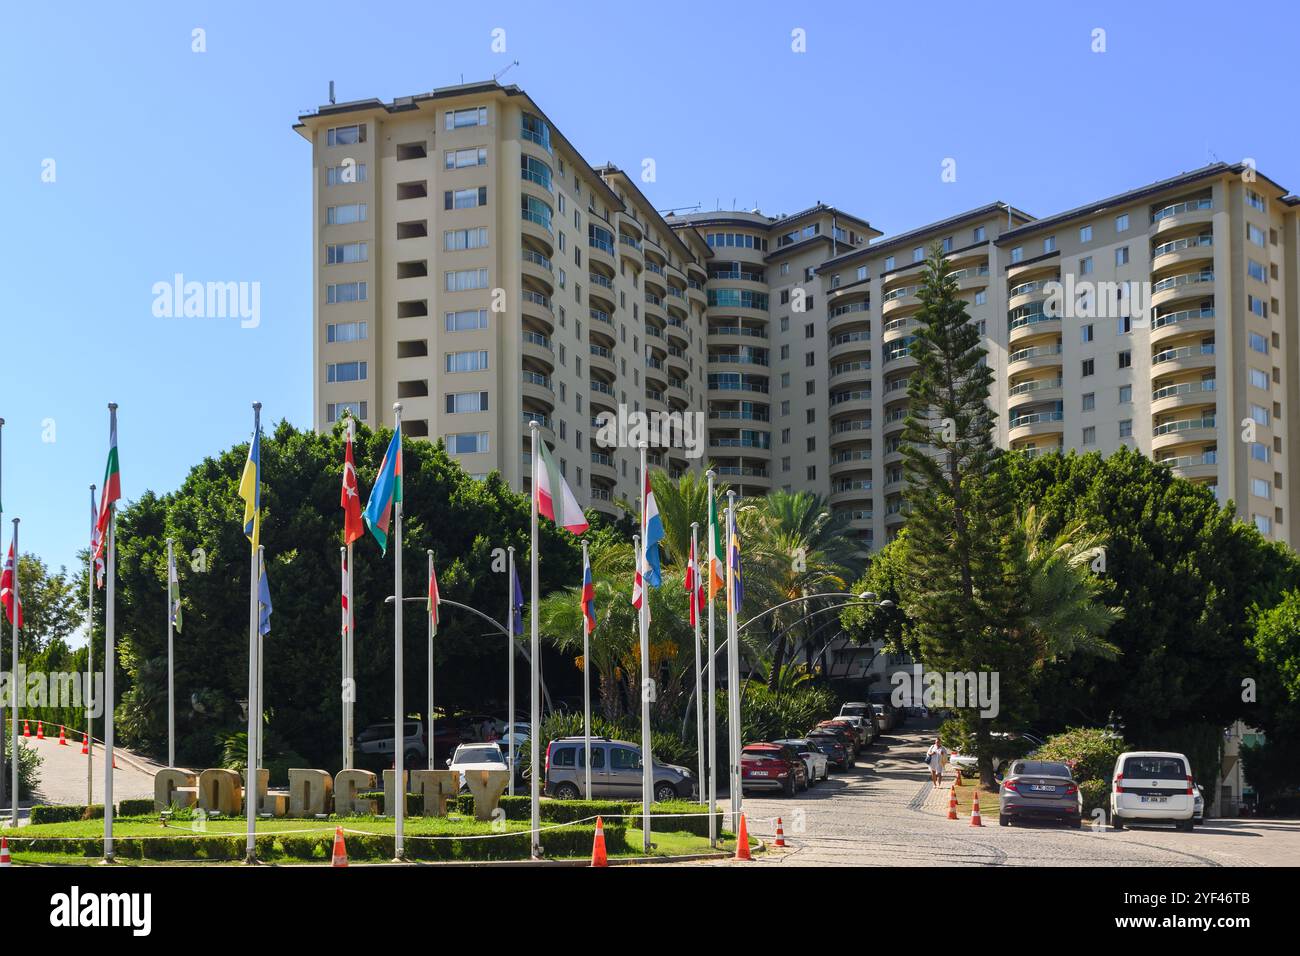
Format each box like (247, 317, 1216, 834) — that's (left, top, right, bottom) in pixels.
(535, 439, 587, 535)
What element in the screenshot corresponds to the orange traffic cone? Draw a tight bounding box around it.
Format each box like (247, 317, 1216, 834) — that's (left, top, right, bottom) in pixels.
(590, 816, 608, 867)
(970, 791, 984, 827)
(36, 721, 44, 740)
(58, 725, 68, 746)
(947, 789, 959, 820)
(22, 720, 29, 738)
(773, 817, 786, 847)
(734, 813, 753, 861)
(81, 734, 89, 755)
(954, 769, 963, 787)
(0, 836, 10, 867)
(331, 827, 348, 867)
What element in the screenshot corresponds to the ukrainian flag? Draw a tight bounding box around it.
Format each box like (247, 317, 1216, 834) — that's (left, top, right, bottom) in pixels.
(239, 423, 261, 552)
(728, 506, 744, 615)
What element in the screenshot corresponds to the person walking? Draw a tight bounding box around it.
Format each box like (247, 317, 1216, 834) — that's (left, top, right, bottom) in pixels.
(925, 738, 950, 788)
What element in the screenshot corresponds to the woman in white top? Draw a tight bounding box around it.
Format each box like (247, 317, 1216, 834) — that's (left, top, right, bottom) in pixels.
(925, 738, 950, 788)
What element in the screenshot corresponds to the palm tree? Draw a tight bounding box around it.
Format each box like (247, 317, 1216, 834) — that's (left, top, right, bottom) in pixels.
(1020, 506, 1123, 663)
(646, 468, 725, 568)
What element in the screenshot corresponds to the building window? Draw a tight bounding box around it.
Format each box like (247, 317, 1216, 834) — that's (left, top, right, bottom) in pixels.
(1252, 477, 1272, 500)
(1082, 426, 1096, 445)
(912, 246, 924, 263)
(1115, 213, 1129, 232)
(327, 281, 368, 304)
(973, 225, 986, 242)
(1115, 246, 1129, 266)
(445, 147, 488, 169)
(1248, 224, 1266, 247)
(326, 203, 368, 225)
(327, 361, 367, 383)
(445, 268, 489, 292)
(445, 309, 489, 331)
(1010, 247, 1023, 264)
(327, 321, 368, 343)
(326, 401, 368, 423)
(1081, 358, 1095, 377)
(326, 242, 368, 265)
(1250, 368, 1269, 390)
(1118, 350, 1132, 369)
(326, 163, 367, 186)
(1246, 189, 1266, 212)
(1081, 324, 1094, 343)
(1043, 235, 1056, 253)
(1079, 225, 1092, 243)
(1119, 385, 1132, 403)
(326, 124, 366, 147)
(1082, 393, 1095, 412)
(447, 432, 490, 455)
(445, 350, 489, 373)
(445, 187, 488, 210)
(445, 391, 489, 414)
(1079, 256, 1093, 275)
(974, 290, 987, 305)
(1249, 332, 1269, 354)
(445, 107, 488, 130)
(884, 255, 895, 270)
(1119, 419, 1132, 438)
(1248, 296, 1268, 318)
(444, 227, 489, 251)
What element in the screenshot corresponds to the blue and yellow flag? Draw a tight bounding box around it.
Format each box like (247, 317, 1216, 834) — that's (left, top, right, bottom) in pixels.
(728, 506, 744, 615)
(239, 421, 261, 552)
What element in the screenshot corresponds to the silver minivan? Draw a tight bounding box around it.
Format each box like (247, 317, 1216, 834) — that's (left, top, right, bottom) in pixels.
(544, 737, 695, 802)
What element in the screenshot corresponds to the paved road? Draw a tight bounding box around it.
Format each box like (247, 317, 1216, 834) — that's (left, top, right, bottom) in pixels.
(684, 723, 1300, 867)
(4, 731, 159, 823)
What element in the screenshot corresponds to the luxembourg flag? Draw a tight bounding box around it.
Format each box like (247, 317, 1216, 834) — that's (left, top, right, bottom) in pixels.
(536, 439, 588, 535)
(581, 552, 596, 635)
(641, 472, 664, 588)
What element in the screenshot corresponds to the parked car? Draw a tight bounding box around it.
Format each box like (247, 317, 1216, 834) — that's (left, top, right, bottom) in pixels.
(355, 720, 426, 770)
(741, 743, 808, 797)
(869, 703, 894, 732)
(544, 737, 695, 802)
(806, 730, 853, 770)
(1193, 783, 1205, 823)
(774, 738, 830, 783)
(1110, 751, 1196, 831)
(830, 714, 875, 747)
(999, 759, 1082, 828)
(447, 742, 510, 791)
(815, 719, 863, 753)
(869, 693, 903, 728)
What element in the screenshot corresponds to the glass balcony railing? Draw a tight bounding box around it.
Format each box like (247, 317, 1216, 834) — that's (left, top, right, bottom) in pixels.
(1151, 307, 1215, 330)
(1152, 379, 1215, 401)
(522, 249, 552, 271)
(1153, 234, 1213, 258)
(1153, 416, 1216, 437)
(589, 308, 612, 325)
(522, 290, 551, 309)
(1158, 450, 1218, 469)
(1009, 410, 1065, 428)
(1008, 344, 1063, 364)
(589, 380, 614, 395)
(588, 272, 614, 290)
(1152, 343, 1215, 365)
(1152, 271, 1214, 293)
(522, 331, 551, 349)
(1008, 377, 1063, 397)
(522, 371, 552, 389)
(1151, 197, 1212, 223)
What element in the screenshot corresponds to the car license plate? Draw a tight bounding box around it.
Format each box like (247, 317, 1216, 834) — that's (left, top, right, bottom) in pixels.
(1141, 795, 1168, 803)
(750, 770, 769, 777)
(1029, 785, 1056, 792)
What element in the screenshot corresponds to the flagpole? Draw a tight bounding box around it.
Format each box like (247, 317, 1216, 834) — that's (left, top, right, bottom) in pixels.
(527, 420, 541, 859)
(725, 491, 741, 830)
(640, 446, 654, 852)
(705, 469, 718, 848)
(9, 516, 18, 831)
(103, 403, 118, 863)
(346, 538, 354, 770)
(426, 549, 434, 770)
(690, 521, 704, 798)
(391, 402, 405, 861)
(166, 537, 175, 768)
(581, 539, 591, 801)
(506, 545, 516, 796)
(340, 545, 348, 770)
(244, 403, 260, 863)
(87, 484, 95, 807)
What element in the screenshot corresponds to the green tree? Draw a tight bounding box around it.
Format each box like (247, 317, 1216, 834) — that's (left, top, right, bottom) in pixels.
(898, 247, 1034, 787)
(8, 553, 81, 655)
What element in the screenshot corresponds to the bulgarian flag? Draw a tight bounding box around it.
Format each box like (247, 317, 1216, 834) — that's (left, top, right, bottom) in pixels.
(363, 424, 403, 554)
(707, 492, 725, 600)
(535, 439, 588, 535)
(94, 414, 121, 560)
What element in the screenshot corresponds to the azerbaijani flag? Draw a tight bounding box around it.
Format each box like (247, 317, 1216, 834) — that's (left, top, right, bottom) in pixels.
(95, 414, 121, 558)
(641, 472, 664, 588)
(238, 421, 261, 552)
(727, 505, 745, 615)
(535, 439, 588, 535)
(428, 559, 441, 634)
(581, 551, 596, 635)
(707, 493, 724, 600)
(363, 424, 403, 554)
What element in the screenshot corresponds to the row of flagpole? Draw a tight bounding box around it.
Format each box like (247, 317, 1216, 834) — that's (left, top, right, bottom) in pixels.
(0, 401, 750, 861)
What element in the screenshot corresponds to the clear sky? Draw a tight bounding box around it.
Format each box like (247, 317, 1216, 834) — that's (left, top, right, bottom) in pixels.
(3, 0, 1297, 590)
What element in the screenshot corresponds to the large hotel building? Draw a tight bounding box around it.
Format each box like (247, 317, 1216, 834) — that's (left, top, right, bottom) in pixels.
(296, 81, 1300, 551)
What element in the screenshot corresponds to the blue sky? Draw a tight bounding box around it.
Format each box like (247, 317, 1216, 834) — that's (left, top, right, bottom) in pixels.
(3, 0, 1297, 588)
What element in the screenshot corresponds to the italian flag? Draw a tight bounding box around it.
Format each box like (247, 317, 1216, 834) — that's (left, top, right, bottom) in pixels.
(535, 439, 588, 534)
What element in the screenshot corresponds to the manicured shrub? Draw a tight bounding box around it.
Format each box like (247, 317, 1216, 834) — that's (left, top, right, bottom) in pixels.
(118, 799, 154, 817)
(1035, 727, 1126, 784)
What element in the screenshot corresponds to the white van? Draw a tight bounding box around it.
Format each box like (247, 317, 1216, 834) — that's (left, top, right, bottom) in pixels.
(1110, 751, 1195, 830)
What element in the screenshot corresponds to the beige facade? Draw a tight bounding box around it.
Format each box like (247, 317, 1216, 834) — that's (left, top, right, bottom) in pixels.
(298, 83, 1298, 548)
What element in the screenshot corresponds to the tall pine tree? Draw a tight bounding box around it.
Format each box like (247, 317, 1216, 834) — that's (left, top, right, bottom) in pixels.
(900, 247, 1034, 786)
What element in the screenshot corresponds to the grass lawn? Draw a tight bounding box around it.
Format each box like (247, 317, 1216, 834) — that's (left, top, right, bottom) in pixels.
(947, 779, 1001, 823)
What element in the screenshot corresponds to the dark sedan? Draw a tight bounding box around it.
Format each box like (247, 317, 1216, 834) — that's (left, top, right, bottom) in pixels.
(999, 760, 1082, 828)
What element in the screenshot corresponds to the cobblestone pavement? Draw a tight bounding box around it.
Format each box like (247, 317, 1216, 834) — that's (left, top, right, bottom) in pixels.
(671, 723, 1300, 867)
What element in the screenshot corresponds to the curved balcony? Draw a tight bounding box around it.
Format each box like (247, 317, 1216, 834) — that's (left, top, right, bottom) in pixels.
(521, 289, 555, 333)
(710, 323, 768, 341)
(618, 232, 644, 270)
(830, 419, 873, 449)
(884, 499, 907, 527)
(1152, 233, 1214, 269)
(1151, 342, 1216, 375)
(708, 374, 769, 399)
(520, 210, 555, 254)
(829, 359, 872, 389)
(881, 284, 921, 316)
(587, 234, 616, 272)
(666, 383, 689, 407)
(829, 389, 873, 418)
(829, 481, 874, 507)
(829, 449, 873, 478)
(708, 350, 770, 377)
(882, 317, 917, 344)
(618, 214, 644, 240)
(589, 451, 617, 480)
(1151, 377, 1216, 415)
(686, 279, 707, 307)
(588, 344, 616, 378)
(643, 293, 667, 322)
(665, 319, 690, 347)
(1007, 342, 1063, 376)
(1007, 277, 1058, 311)
(1007, 409, 1065, 444)
(521, 369, 554, 406)
(709, 406, 771, 428)
(829, 331, 872, 363)
(881, 407, 908, 436)
(1150, 197, 1213, 235)
(1149, 306, 1216, 347)
(828, 298, 871, 333)
(521, 247, 555, 293)
(882, 337, 918, 369)
(588, 384, 617, 415)
(1151, 414, 1217, 453)
(587, 271, 616, 311)
(1150, 270, 1215, 310)
(1157, 449, 1218, 484)
(1006, 258, 1061, 284)
(1008, 310, 1062, 346)
(522, 330, 554, 369)
(949, 262, 990, 292)
(1007, 376, 1063, 406)
(521, 409, 555, 445)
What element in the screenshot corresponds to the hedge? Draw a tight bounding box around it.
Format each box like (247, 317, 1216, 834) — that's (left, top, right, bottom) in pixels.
(119, 799, 155, 817)
(29, 804, 105, 825)
(5, 824, 628, 862)
(464, 795, 722, 835)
